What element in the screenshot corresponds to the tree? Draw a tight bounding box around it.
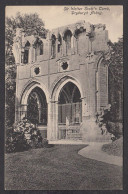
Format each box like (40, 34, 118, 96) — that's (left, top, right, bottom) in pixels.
(27, 92, 39, 124)
(5, 12, 47, 129)
(5, 65, 16, 128)
(107, 38, 123, 122)
(100, 37, 123, 123)
(5, 12, 47, 66)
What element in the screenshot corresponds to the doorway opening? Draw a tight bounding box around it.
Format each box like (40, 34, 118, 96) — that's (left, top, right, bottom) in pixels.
(58, 82, 82, 139)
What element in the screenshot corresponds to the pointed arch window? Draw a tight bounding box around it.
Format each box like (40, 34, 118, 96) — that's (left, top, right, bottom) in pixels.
(34, 38, 44, 61)
(27, 87, 47, 125)
(40, 42, 43, 55)
(63, 30, 72, 55)
(58, 34, 62, 53)
(21, 41, 30, 64)
(51, 34, 56, 58)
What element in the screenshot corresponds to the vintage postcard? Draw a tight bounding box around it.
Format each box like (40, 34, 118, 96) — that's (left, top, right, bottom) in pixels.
(5, 5, 123, 190)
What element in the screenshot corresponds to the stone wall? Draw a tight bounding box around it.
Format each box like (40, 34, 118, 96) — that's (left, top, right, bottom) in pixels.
(13, 20, 109, 141)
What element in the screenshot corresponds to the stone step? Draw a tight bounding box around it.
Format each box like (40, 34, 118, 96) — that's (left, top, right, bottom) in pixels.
(67, 134, 82, 137)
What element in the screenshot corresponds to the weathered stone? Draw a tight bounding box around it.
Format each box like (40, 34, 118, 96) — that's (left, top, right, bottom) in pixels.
(13, 20, 111, 142)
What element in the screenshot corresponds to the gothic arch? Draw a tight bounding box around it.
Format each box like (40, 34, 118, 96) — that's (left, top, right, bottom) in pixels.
(20, 81, 50, 105)
(95, 55, 108, 112)
(74, 27, 86, 39)
(62, 28, 73, 38)
(51, 75, 84, 102)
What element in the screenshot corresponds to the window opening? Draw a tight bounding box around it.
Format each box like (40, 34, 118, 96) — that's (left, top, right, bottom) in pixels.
(58, 34, 62, 53)
(51, 34, 56, 58)
(22, 41, 30, 64)
(64, 30, 72, 55)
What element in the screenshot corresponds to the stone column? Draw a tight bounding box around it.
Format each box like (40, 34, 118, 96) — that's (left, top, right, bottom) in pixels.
(55, 101, 59, 139)
(15, 104, 19, 122)
(75, 39, 78, 54)
(71, 36, 74, 55)
(20, 105, 27, 120)
(63, 40, 66, 56)
(47, 101, 59, 140)
(80, 97, 90, 138)
(21, 47, 25, 65)
(28, 46, 33, 63)
(88, 64, 96, 116)
(15, 66, 20, 123)
(31, 47, 35, 63)
(15, 104, 27, 122)
(47, 101, 52, 140)
(55, 38, 58, 59)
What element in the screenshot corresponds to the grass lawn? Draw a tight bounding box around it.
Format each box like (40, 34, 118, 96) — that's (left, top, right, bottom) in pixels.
(5, 145, 123, 190)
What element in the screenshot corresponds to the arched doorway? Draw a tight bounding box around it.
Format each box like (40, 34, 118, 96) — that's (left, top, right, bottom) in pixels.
(19, 84, 48, 138)
(58, 82, 82, 139)
(27, 87, 47, 125)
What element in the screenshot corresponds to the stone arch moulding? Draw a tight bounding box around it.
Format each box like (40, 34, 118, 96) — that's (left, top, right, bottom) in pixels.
(23, 36, 36, 47)
(96, 55, 104, 71)
(20, 80, 50, 105)
(51, 75, 84, 102)
(62, 28, 73, 39)
(95, 55, 108, 111)
(50, 75, 87, 128)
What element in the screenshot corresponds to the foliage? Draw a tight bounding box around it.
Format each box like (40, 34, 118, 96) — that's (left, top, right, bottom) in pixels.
(107, 121, 123, 139)
(96, 108, 123, 139)
(5, 12, 47, 130)
(5, 65, 16, 127)
(5, 131, 30, 153)
(5, 12, 47, 66)
(5, 118, 43, 153)
(107, 38, 123, 122)
(27, 92, 39, 124)
(96, 108, 110, 136)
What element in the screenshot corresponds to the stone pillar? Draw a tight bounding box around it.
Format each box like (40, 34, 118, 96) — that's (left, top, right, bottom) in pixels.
(71, 36, 73, 48)
(63, 40, 66, 56)
(15, 104, 27, 123)
(96, 70, 100, 113)
(28, 46, 33, 63)
(47, 101, 52, 140)
(15, 66, 19, 123)
(88, 64, 96, 116)
(80, 97, 90, 138)
(31, 47, 35, 63)
(71, 36, 74, 55)
(56, 38, 58, 59)
(55, 101, 59, 139)
(21, 105, 27, 120)
(47, 101, 59, 140)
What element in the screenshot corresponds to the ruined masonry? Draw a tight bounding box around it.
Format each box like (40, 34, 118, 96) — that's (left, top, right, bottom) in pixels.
(13, 20, 111, 142)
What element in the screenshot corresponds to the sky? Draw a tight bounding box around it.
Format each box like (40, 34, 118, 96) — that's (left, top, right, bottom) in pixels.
(6, 6, 123, 43)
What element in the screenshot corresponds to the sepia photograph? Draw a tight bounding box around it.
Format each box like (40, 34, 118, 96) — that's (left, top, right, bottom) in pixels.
(5, 5, 123, 190)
